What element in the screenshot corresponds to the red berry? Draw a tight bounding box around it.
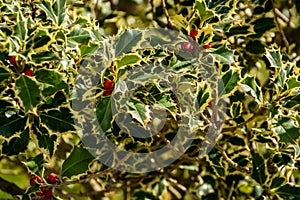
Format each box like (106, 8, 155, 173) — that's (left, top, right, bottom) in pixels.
(44, 189, 53, 198)
(30, 175, 43, 186)
(181, 42, 194, 51)
(24, 69, 34, 76)
(30, 177, 35, 186)
(190, 29, 198, 39)
(35, 175, 44, 183)
(41, 187, 47, 193)
(203, 44, 212, 49)
(48, 173, 57, 183)
(103, 79, 114, 91)
(36, 191, 44, 196)
(103, 90, 112, 96)
(9, 56, 17, 65)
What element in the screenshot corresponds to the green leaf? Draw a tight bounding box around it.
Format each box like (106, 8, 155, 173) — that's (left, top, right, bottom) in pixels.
(115, 29, 142, 57)
(195, 1, 214, 21)
(218, 70, 240, 96)
(170, 59, 197, 71)
(265, 49, 281, 67)
(14, 15, 27, 42)
(0, 112, 27, 138)
(38, 0, 66, 26)
(2, 128, 29, 155)
(272, 117, 300, 143)
(246, 40, 265, 54)
(157, 94, 176, 112)
(276, 184, 300, 199)
(270, 177, 285, 189)
(241, 76, 263, 103)
(68, 28, 90, 44)
(281, 94, 300, 108)
(197, 84, 209, 108)
(133, 190, 157, 200)
(230, 101, 243, 118)
(53, 0, 66, 26)
(210, 45, 235, 64)
(253, 18, 275, 36)
(15, 75, 43, 112)
(35, 69, 68, 96)
(61, 146, 94, 178)
(40, 107, 75, 132)
(33, 35, 51, 50)
(36, 126, 57, 157)
(274, 64, 292, 90)
(96, 96, 113, 132)
(0, 100, 13, 112)
(116, 53, 142, 68)
(31, 52, 59, 63)
(0, 67, 10, 84)
(251, 153, 267, 185)
(127, 98, 148, 126)
(38, 1, 56, 24)
(80, 43, 98, 57)
(272, 153, 292, 167)
(287, 77, 300, 90)
(35, 69, 64, 86)
(227, 26, 250, 36)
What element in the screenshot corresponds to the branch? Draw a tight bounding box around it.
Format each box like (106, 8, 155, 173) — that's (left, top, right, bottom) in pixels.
(161, 0, 177, 30)
(272, 0, 290, 54)
(0, 177, 25, 195)
(215, 144, 250, 173)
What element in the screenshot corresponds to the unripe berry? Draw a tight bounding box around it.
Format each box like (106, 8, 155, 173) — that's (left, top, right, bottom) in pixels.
(24, 69, 34, 76)
(48, 173, 58, 183)
(203, 44, 212, 49)
(189, 29, 198, 39)
(9, 56, 17, 65)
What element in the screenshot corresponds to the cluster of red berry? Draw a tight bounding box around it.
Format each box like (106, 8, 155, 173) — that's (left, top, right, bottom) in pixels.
(9, 56, 34, 76)
(181, 29, 212, 51)
(30, 173, 58, 200)
(103, 79, 114, 96)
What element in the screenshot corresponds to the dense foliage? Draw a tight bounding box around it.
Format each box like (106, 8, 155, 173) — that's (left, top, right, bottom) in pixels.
(0, 0, 299, 199)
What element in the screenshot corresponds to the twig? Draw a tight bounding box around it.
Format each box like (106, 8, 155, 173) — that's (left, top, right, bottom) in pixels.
(161, 0, 177, 30)
(215, 144, 250, 173)
(272, 0, 290, 54)
(149, 0, 155, 16)
(222, 114, 256, 133)
(226, 181, 236, 200)
(274, 8, 289, 23)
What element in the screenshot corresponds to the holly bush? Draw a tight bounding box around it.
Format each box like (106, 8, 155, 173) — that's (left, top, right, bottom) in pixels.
(0, 0, 300, 199)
